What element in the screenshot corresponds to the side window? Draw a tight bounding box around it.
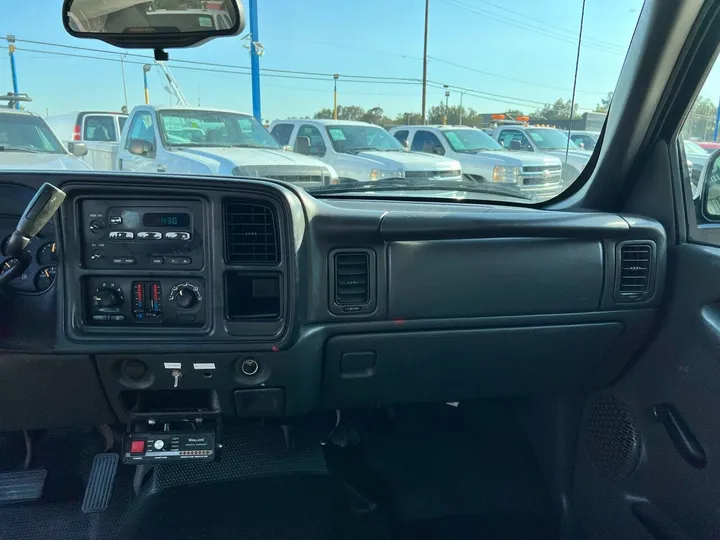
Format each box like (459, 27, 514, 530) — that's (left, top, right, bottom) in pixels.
(393, 130, 409, 146)
(497, 130, 513, 148)
(118, 116, 127, 135)
(411, 130, 444, 155)
(270, 124, 294, 146)
(84, 115, 116, 142)
(126, 112, 155, 149)
(295, 124, 326, 157)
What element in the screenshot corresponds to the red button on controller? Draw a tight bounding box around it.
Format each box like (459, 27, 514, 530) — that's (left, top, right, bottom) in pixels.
(130, 440, 145, 454)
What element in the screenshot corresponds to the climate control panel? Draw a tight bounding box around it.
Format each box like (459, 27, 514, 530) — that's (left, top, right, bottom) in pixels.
(85, 277, 206, 327)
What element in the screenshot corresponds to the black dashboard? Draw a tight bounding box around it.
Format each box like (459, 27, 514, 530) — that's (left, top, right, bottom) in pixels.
(0, 173, 667, 430)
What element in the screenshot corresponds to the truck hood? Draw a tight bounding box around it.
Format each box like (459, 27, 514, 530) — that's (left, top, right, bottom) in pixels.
(461, 150, 561, 167)
(175, 147, 333, 170)
(0, 152, 92, 170)
(544, 149, 592, 168)
(352, 150, 460, 171)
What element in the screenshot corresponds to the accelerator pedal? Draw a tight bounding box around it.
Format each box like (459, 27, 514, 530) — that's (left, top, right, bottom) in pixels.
(0, 469, 47, 505)
(82, 453, 119, 513)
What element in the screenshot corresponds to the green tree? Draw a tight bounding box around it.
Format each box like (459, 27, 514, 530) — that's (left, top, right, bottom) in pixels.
(361, 107, 390, 125)
(427, 102, 481, 126)
(394, 112, 424, 125)
(533, 98, 580, 120)
(313, 105, 366, 121)
(505, 109, 525, 119)
(594, 92, 613, 113)
(685, 96, 718, 141)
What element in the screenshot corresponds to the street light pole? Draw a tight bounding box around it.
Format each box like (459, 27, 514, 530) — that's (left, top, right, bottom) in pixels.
(143, 64, 151, 104)
(248, 0, 262, 122)
(444, 86, 450, 126)
(333, 74, 339, 120)
(120, 54, 128, 111)
(459, 90, 466, 125)
(7, 35, 20, 109)
(421, 0, 429, 125)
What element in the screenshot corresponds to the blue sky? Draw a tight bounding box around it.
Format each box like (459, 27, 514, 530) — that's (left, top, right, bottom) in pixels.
(0, 0, 659, 121)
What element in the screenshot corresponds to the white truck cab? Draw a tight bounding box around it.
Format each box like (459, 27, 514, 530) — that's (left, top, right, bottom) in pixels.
(269, 119, 462, 183)
(116, 105, 338, 188)
(389, 125, 564, 200)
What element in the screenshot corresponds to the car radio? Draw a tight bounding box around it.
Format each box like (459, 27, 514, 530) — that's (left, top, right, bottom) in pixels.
(79, 199, 204, 270)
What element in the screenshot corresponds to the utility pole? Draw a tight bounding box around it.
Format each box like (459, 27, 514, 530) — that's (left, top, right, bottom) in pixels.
(421, 0, 429, 124)
(714, 96, 720, 141)
(444, 86, 450, 126)
(7, 35, 19, 109)
(459, 89, 466, 125)
(249, 0, 262, 122)
(120, 54, 128, 112)
(143, 64, 151, 104)
(333, 74, 339, 120)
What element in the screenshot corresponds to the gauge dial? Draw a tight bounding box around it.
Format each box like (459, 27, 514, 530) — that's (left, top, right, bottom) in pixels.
(34, 266, 56, 292)
(37, 242, 58, 266)
(1, 257, 18, 273)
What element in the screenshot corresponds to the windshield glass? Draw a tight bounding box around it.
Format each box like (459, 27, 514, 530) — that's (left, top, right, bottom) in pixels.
(0, 113, 65, 154)
(158, 110, 280, 149)
(525, 129, 579, 151)
(0, 0, 643, 203)
(442, 129, 503, 152)
(326, 125, 404, 153)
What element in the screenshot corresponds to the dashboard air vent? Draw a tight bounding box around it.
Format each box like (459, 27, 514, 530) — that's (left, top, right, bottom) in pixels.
(616, 242, 653, 301)
(334, 252, 370, 306)
(224, 200, 279, 264)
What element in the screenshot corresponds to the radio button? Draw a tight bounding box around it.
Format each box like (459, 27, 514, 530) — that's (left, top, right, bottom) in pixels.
(109, 231, 134, 241)
(178, 232, 191, 241)
(112, 257, 136, 265)
(149, 257, 164, 265)
(109, 216, 122, 225)
(92, 314, 109, 322)
(165, 232, 179, 239)
(137, 231, 163, 240)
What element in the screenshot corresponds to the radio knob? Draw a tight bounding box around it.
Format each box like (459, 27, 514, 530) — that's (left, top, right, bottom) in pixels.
(89, 218, 106, 232)
(174, 286, 198, 309)
(94, 288, 121, 308)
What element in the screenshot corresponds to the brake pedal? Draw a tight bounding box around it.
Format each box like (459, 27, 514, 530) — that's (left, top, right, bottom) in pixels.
(0, 469, 46, 505)
(82, 453, 119, 513)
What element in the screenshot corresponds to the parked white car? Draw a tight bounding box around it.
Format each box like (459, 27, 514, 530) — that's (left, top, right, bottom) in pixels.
(491, 125, 592, 186)
(117, 106, 338, 188)
(268, 119, 462, 183)
(0, 109, 90, 170)
(46, 111, 128, 171)
(389, 125, 564, 200)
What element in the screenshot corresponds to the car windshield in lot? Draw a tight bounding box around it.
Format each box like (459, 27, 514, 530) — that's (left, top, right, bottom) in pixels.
(158, 110, 280, 149)
(0, 113, 65, 154)
(525, 129, 579, 151)
(0, 0, 644, 203)
(685, 140, 708, 155)
(326, 125, 405, 153)
(442, 129, 504, 153)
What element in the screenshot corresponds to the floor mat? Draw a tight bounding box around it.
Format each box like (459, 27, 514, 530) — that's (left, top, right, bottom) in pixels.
(328, 402, 558, 540)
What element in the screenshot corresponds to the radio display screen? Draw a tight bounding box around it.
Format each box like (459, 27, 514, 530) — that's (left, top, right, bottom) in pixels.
(143, 213, 191, 228)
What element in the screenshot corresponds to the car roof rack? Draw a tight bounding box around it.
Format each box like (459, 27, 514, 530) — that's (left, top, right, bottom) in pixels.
(0, 92, 32, 109)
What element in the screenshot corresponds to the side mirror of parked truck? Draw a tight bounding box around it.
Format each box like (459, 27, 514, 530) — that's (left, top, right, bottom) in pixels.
(295, 136, 311, 156)
(128, 139, 154, 157)
(67, 142, 88, 158)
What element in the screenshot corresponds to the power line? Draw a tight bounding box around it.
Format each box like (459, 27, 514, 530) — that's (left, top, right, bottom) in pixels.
(437, 0, 624, 55)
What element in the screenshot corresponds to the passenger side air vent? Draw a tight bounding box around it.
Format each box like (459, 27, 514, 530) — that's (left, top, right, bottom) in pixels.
(615, 242, 654, 302)
(330, 249, 377, 315)
(224, 200, 279, 264)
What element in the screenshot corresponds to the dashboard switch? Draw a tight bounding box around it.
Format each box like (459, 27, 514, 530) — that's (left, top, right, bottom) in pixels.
(241, 358, 260, 376)
(130, 440, 145, 454)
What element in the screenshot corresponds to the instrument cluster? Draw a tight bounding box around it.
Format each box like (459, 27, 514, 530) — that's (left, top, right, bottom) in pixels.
(0, 217, 58, 294)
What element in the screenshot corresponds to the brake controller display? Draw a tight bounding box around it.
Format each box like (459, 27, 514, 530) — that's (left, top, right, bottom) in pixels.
(122, 431, 216, 464)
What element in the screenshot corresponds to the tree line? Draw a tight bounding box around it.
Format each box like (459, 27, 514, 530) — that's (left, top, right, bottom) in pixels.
(311, 92, 615, 126)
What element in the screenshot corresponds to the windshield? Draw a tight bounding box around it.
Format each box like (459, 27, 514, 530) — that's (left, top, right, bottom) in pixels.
(525, 129, 579, 151)
(685, 140, 707, 155)
(326, 125, 404, 153)
(0, 0, 643, 203)
(0, 113, 65, 154)
(442, 129, 503, 152)
(158, 110, 280, 149)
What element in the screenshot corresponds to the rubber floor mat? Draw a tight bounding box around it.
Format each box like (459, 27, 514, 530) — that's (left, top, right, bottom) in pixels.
(120, 475, 347, 540)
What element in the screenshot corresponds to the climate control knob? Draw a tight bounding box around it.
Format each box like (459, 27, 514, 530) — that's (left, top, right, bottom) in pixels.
(169, 283, 201, 309)
(94, 289, 120, 308)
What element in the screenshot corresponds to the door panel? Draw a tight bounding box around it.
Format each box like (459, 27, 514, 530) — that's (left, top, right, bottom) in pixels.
(572, 243, 720, 539)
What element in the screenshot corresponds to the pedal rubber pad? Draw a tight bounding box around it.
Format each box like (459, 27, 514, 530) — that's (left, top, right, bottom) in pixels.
(82, 453, 119, 514)
(0, 469, 46, 505)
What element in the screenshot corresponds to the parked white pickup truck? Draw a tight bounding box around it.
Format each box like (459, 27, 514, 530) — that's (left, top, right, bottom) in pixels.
(389, 125, 564, 200)
(268, 119, 462, 183)
(117, 105, 338, 188)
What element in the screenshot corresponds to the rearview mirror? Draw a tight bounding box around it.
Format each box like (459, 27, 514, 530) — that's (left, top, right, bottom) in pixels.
(63, 0, 245, 51)
(67, 142, 87, 158)
(128, 139, 154, 157)
(295, 136, 311, 156)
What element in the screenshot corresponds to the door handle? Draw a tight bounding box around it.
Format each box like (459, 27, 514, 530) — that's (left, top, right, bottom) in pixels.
(157, 164, 167, 172)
